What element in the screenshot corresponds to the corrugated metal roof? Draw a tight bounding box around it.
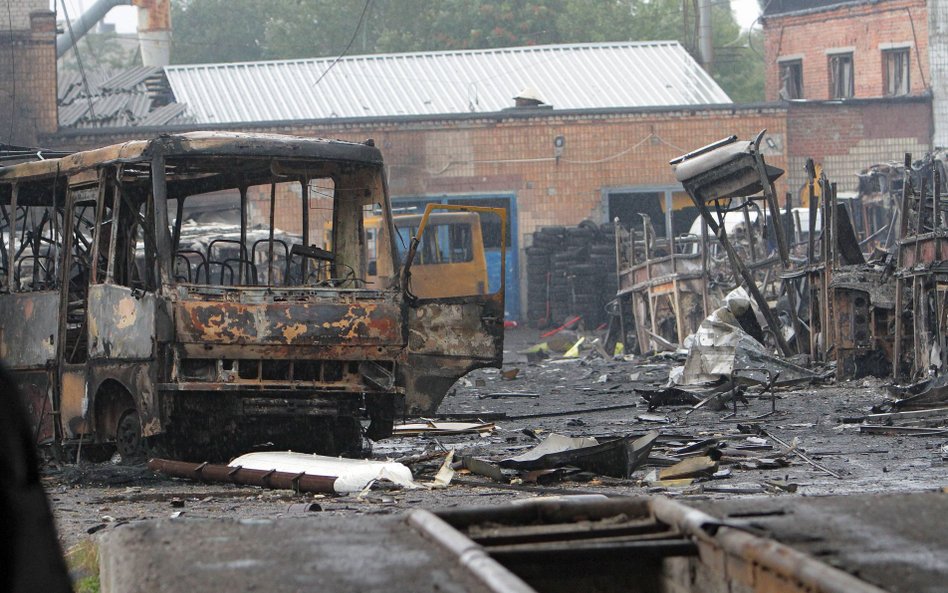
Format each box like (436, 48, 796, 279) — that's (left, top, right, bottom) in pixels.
(58, 67, 193, 129)
(99, 66, 163, 92)
(165, 41, 730, 124)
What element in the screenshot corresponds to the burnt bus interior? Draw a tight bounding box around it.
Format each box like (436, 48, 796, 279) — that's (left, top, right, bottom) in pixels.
(163, 157, 395, 290)
(1, 156, 394, 360)
(0, 134, 504, 461)
(0, 145, 406, 459)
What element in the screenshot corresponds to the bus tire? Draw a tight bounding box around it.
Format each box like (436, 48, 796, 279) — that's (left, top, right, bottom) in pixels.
(115, 409, 146, 461)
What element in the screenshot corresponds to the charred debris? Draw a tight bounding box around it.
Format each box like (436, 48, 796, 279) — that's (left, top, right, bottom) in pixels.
(602, 133, 933, 383)
(512, 131, 948, 460)
(150, 131, 948, 495)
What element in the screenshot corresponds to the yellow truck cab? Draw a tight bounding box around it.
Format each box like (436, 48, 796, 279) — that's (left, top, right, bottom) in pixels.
(362, 209, 489, 298)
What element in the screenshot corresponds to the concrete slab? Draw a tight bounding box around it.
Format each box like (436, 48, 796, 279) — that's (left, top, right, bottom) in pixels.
(99, 514, 513, 593)
(695, 492, 948, 593)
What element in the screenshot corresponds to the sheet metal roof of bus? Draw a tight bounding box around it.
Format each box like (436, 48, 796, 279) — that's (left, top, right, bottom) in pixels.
(163, 41, 731, 124)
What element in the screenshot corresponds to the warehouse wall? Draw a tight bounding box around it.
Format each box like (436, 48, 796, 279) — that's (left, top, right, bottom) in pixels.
(51, 106, 788, 318)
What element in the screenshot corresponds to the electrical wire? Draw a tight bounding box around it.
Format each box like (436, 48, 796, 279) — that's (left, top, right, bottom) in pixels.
(388, 132, 689, 176)
(60, 0, 98, 123)
(312, 0, 372, 89)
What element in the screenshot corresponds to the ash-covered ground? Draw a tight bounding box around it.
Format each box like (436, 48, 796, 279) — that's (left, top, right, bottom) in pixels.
(44, 328, 948, 552)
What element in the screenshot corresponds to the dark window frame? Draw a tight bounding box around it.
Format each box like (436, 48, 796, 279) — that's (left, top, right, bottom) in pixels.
(882, 47, 910, 96)
(778, 59, 803, 100)
(828, 52, 854, 99)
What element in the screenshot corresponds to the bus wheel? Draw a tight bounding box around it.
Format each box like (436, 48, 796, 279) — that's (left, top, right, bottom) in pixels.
(115, 409, 145, 460)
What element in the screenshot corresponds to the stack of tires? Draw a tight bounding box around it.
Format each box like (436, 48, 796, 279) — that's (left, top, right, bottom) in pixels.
(525, 226, 561, 325)
(525, 221, 618, 328)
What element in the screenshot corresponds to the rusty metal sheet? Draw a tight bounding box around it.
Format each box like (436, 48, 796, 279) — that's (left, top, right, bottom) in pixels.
(0, 291, 59, 368)
(0, 132, 383, 184)
(899, 234, 948, 267)
(402, 295, 503, 413)
(87, 284, 156, 359)
(174, 298, 402, 347)
(13, 370, 55, 444)
(60, 368, 88, 438)
(407, 300, 501, 357)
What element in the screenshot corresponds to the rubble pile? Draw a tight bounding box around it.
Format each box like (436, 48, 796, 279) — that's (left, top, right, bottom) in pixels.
(525, 222, 618, 328)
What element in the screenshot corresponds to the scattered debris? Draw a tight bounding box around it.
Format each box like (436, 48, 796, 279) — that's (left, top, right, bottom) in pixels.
(659, 456, 718, 480)
(477, 392, 540, 400)
(759, 429, 843, 479)
(500, 431, 658, 478)
(501, 368, 521, 380)
(148, 452, 421, 494)
(460, 456, 506, 482)
(432, 450, 456, 488)
(393, 421, 496, 436)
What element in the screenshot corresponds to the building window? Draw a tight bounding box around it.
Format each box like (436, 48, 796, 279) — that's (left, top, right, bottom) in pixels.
(829, 53, 854, 98)
(883, 48, 910, 96)
(778, 60, 803, 100)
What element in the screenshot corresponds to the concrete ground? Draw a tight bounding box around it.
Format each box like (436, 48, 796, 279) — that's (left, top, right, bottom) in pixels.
(40, 328, 948, 589)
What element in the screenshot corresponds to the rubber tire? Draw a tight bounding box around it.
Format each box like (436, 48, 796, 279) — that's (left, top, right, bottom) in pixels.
(115, 409, 146, 461)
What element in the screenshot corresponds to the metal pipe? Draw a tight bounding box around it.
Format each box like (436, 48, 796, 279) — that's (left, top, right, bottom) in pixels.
(651, 497, 889, 593)
(147, 458, 337, 493)
(56, 0, 132, 58)
(893, 153, 913, 379)
(408, 511, 538, 593)
(267, 182, 276, 286)
(7, 184, 17, 292)
(239, 185, 248, 284)
(134, 0, 172, 66)
(806, 159, 817, 265)
(613, 217, 627, 350)
(697, 0, 714, 71)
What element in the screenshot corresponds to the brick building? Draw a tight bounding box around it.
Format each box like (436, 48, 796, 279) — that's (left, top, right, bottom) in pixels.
(0, 0, 57, 146)
(40, 41, 789, 320)
(11, 0, 939, 321)
(761, 0, 935, 191)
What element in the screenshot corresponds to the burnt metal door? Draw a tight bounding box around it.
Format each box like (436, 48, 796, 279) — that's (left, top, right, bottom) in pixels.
(400, 204, 506, 414)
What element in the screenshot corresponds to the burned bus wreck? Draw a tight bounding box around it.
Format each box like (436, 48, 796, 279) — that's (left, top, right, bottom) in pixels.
(0, 132, 504, 460)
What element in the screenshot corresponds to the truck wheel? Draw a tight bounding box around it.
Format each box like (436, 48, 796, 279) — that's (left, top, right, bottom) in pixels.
(115, 409, 146, 461)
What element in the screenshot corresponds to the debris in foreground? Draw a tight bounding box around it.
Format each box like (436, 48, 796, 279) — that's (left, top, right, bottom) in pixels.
(499, 431, 658, 478)
(148, 452, 420, 494)
(658, 456, 718, 480)
(393, 421, 496, 436)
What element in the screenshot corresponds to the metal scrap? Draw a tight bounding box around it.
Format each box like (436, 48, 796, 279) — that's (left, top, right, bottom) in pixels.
(499, 431, 658, 479)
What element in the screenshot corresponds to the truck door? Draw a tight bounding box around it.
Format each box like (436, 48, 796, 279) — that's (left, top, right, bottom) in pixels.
(399, 204, 506, 414)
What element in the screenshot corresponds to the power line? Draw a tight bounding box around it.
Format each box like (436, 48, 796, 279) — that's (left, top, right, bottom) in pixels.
(60, 0, 98, 123)
(312, 0, 372, 88)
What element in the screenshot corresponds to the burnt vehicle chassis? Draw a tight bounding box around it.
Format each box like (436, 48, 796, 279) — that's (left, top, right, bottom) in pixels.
(0, 132, 504, 461)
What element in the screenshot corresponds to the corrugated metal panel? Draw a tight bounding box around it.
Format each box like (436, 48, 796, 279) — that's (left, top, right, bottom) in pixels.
(58, 66, 186, 129)
(165, 41, 731, 125)
(59, 101, 90, 127)
(138, 103, 190, 126)
(100, 66, 163, 92)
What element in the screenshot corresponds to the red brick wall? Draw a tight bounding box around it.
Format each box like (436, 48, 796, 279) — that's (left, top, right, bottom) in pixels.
(763, 0, 929, 101)
(0, 9, 58, 146)
(786, 97, 932, 192)
(50, 107, 787, 317)
(51, 107, 789, 241)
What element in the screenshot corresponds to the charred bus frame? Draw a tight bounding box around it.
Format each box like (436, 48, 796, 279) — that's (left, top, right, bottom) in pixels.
(0, 132, 505, 460)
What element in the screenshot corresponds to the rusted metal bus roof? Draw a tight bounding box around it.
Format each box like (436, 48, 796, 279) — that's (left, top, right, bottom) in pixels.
(0, 132, 383, 183)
